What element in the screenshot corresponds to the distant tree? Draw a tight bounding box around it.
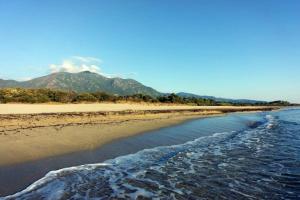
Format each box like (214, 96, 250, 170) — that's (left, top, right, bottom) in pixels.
(92, 92, 113, 101)
(74, 93, 98, 102)
(268, 101, 290, 106)
(46, 90, 77, 103)
(0, 88, 291, 106)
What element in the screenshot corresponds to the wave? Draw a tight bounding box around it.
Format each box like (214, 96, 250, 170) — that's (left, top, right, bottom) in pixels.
(4, 130, 233, 199)
(3, 113, 300, 199)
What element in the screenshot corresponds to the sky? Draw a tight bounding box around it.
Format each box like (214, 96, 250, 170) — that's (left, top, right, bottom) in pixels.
(0, 0, 299, 103)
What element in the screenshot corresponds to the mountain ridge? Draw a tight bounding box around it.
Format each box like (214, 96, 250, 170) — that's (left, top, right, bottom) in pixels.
(176, 92, 266, 104)
(0, 72, 268, 103)
(0, 71, 162, 97)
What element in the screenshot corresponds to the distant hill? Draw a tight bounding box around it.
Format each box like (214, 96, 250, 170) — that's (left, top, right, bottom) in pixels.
(0, 72, 272, 103)
(177, 92, 266, 104)
(0, 71, 161, 96)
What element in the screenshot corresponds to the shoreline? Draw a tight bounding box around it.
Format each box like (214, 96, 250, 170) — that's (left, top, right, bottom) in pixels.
(0, 108, 275, 197)
(0, 104, 278, 166)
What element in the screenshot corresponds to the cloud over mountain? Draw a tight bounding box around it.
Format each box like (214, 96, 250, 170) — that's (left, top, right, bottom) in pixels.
(49, 56, 103, 74)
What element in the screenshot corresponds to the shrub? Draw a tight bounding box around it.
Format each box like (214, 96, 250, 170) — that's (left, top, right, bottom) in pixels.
(74, 93, 98, 102)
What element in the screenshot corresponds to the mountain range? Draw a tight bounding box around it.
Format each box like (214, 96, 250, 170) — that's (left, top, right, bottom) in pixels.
(0, 71, 161, 96)
(0, 71, 265, 103)
(176, 92, 266, 104)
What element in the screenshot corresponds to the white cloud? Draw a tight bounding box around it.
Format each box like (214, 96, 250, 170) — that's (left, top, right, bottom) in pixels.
(48, 56, 138, 79)
(49, 56, 103, 74)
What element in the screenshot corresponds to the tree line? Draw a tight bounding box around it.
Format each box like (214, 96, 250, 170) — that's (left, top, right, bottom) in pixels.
(0, 88, 291, 106)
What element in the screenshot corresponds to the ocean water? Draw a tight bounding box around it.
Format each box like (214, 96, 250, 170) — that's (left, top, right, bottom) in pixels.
(2, 108, 300, 200)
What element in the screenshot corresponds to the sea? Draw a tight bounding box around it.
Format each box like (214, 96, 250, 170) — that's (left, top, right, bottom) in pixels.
(2, 108, 300, 199)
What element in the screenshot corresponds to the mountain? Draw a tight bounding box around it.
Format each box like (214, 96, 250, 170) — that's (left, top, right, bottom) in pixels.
(177, 92, 266, 104)
(0, 79, 19, 87)
(0, 71, 162, 96)
(0, 72, 269, 102)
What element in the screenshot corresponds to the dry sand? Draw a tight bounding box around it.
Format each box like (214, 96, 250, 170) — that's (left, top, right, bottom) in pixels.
(0, 103, 278, 166)
(0, 103, 272, 114)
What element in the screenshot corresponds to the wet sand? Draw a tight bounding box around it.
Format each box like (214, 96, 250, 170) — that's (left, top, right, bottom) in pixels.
(0, 103, 277, 166)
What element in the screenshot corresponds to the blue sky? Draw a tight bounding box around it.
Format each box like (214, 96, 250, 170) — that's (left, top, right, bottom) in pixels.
(0, 0, 299, 102)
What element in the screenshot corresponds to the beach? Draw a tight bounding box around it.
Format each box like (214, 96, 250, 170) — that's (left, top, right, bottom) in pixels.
(0, 103, 277, 166)
(2, 108, 299, 198)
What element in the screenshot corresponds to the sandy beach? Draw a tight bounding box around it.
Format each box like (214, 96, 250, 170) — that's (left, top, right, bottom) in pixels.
(0, 103, 278, 166)
(0, 103, 274, 114)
